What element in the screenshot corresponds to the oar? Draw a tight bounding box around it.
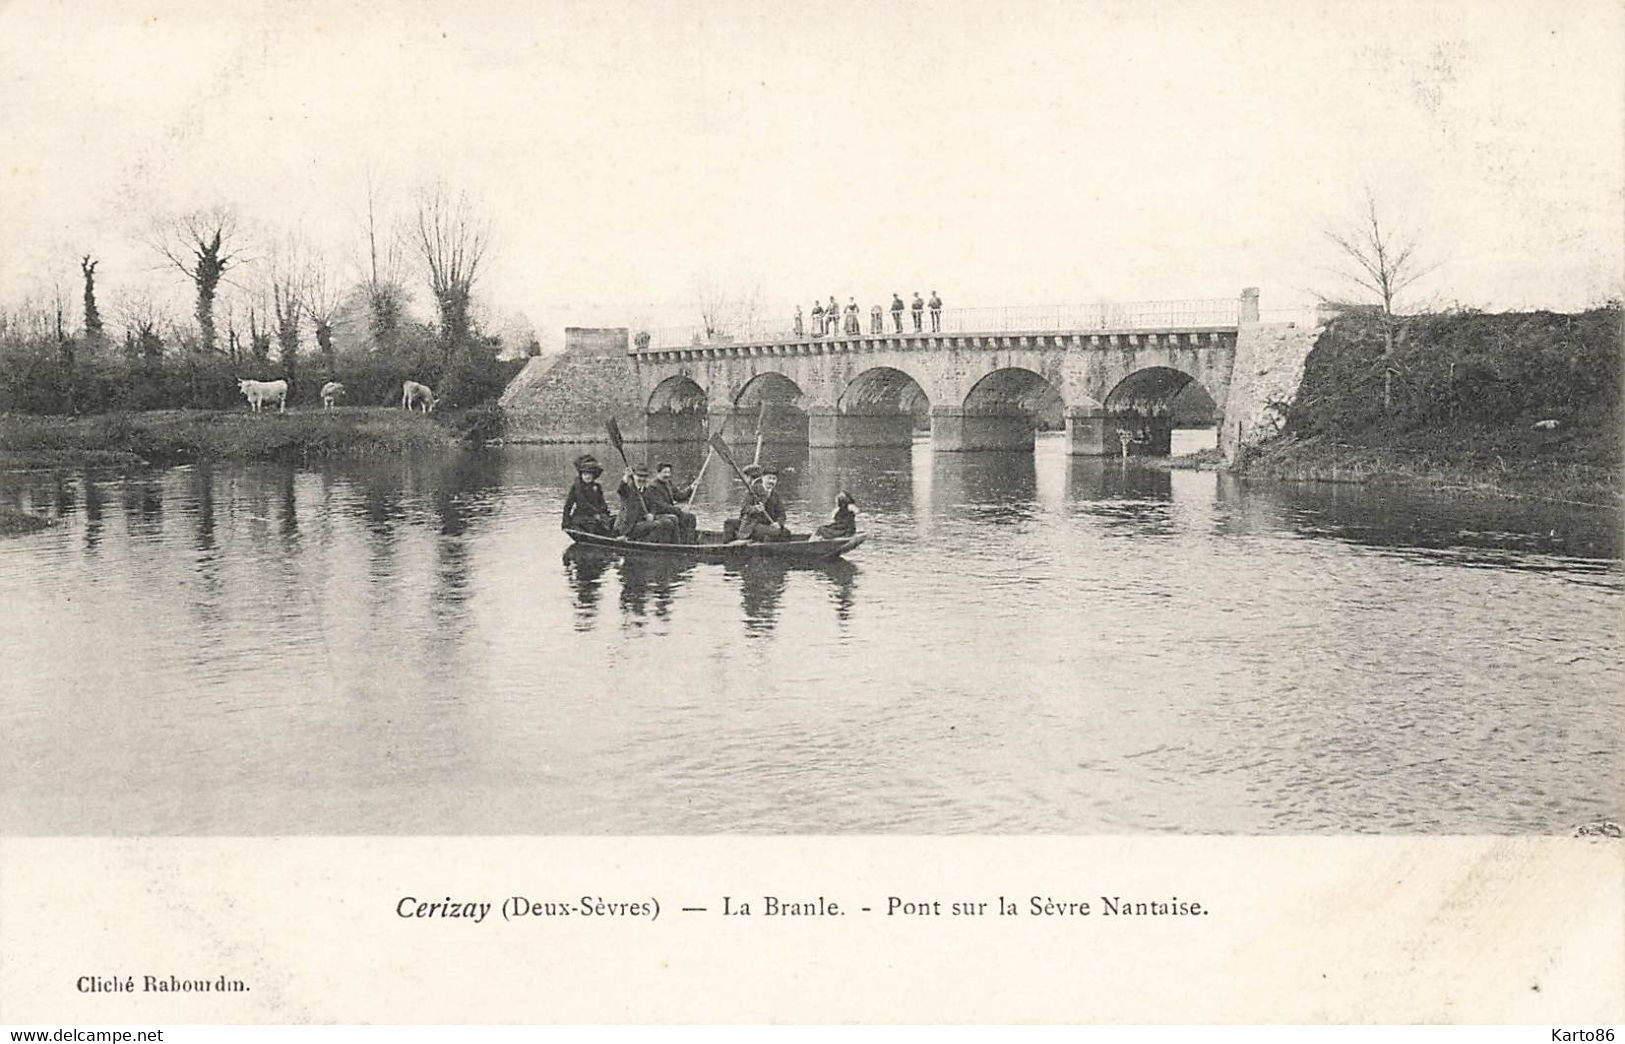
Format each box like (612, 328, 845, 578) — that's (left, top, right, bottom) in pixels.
(605, 417, 651, 525)
(686, 413, 719, 508)
(751, 399, 767, 466)
(708, 431, 764, 506)
(606, 416, 629, 467)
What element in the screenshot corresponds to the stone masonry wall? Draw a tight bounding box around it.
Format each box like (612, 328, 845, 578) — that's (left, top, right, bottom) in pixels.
(499, 327, 648, 443)
(1222, 317, 1326, 461)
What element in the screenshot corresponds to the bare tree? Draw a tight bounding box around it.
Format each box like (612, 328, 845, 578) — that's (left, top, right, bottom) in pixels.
(693, 274, 765, 343)
(413, 182, 490, 362)
(118, 291, 167, 361)
(153, 207, 241, 354)
(271, 266, 303, 383)
(360, 174, 408, 351)
(1323, 190, 1434, 357)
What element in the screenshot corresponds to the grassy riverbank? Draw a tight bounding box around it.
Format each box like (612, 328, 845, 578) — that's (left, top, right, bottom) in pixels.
(1222, 306, 1623, 506)
(0, 408, 461, 469)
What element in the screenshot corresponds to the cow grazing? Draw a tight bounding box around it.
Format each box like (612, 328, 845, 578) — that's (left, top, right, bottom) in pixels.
(237, 378, 289, 413)
(320, 381, 346, 409)
(402, 380, 437, 413)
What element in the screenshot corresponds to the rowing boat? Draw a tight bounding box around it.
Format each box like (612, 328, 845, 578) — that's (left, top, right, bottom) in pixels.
(564, 528, 867, 561)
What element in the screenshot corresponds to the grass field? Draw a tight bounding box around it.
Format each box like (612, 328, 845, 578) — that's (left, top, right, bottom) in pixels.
(0, 407, 459, 469)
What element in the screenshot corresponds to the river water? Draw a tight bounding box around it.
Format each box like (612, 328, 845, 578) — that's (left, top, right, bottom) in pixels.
(1, 436, 1619, 835)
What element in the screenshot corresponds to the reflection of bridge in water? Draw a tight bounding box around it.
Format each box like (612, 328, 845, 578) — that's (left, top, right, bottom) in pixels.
(629, 291, 1270, 456)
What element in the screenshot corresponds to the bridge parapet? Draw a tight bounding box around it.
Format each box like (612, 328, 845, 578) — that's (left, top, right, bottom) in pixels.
(634, 297, 1244, 354)
(632, 326, 1239, 363)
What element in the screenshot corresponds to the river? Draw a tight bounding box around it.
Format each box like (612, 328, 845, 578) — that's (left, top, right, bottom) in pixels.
(1, 436, 1619, 835)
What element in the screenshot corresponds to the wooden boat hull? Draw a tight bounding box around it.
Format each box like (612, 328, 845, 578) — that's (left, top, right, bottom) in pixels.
(565, 528, 866, 561)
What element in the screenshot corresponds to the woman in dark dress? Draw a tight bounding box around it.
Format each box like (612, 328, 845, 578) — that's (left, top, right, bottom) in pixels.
(561, 454, 614, 535)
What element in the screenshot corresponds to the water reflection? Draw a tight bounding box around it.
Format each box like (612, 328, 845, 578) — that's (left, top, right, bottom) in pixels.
(617, 552, 697, 624)
(0, 442, 1618, 836)
(562, 544, 612, 629)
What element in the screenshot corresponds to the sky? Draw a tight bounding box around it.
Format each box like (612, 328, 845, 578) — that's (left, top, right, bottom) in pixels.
(1, 0, 1620, 347)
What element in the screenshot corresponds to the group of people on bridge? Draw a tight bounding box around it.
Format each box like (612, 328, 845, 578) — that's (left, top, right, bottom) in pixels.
(561, 454, 858, 545)
(796, 291, 943, 339)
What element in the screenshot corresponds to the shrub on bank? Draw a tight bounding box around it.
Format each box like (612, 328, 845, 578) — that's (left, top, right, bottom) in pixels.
(1280, 304, 1621, 469)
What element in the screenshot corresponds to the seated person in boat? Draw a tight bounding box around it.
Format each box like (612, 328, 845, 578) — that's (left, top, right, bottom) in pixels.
(647, 461, 698, 543)
(737, 463, 792, 542)
(562, 454, 614, 534)
(615, 462, 681, 543)
(816, 491, 858, 540)
(721, 463, 762, 541)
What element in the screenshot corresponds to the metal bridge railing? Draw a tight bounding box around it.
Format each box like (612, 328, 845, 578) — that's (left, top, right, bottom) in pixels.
(635, 298, 1243, 351)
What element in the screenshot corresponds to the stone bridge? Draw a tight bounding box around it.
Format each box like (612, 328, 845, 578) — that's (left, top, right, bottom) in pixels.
(500, 289, 1322, 457)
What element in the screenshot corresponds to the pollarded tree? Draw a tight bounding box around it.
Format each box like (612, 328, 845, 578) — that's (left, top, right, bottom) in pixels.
(153, 208, 241, 355)
(81, 256, 104, 349)
(302, 255, 345, 377)
(413, 182, 491, 364)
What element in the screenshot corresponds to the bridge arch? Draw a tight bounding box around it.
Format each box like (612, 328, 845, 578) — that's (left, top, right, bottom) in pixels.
(812, 366, 933, 448)
(645, 374, 709, 442)
(963, 367, 1065, 427)
(934, 367, 1066, 451)
(838, 366, 931, 417)
(1100, 365, 1220, 456)
(733, 371, 810, 444)
(648, 374, 708, 413)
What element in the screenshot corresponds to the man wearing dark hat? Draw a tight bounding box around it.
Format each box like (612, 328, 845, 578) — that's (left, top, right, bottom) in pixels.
(816, 491, 858, 540)
(647, 461, 698, 543)
(562, 454, 614, 534)
(737, 463, 791, 542)
(890, 292, 905, 333)
(615, 462, 680, 543)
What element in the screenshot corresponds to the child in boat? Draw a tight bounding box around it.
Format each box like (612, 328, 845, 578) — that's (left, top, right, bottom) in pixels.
(816, 492, 857, 540)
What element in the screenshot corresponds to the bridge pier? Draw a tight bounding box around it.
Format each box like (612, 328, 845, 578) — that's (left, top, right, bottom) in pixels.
(808, 408, 915, 448)
(1064, 407, 1113, 456)
(931, 406, 1035, 452)
(1066, 407, 1175, 456)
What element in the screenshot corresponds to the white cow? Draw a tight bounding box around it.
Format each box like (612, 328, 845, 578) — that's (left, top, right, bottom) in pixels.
(402, 380, 438, 413)
(320, 381, 346, 409)
(237, 378, 289, 413)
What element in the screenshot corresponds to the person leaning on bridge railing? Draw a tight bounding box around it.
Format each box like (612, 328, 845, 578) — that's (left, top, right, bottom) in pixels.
(911, 291, 924, 331)
(810, 300, 824, 337)
(929, 291, 942, 332)
(871, 303, 883, 334)
(891, 293, 905, 332)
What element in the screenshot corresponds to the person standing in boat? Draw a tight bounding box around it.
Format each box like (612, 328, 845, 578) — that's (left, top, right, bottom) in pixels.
(738, 463, 792, 542)
(562, 454, 615, 534)
(816, 491, 858, 540)
(615, 463, 680, 543)
(648, 461, 698, 543)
